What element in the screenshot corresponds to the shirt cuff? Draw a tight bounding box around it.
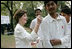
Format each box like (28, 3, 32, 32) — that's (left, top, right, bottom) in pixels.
(60, 38, 65, 45)
(31, 30, 38, 38)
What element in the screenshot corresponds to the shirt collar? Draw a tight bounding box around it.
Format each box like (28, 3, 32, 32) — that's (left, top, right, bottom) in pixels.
(47, 13, 62, 22)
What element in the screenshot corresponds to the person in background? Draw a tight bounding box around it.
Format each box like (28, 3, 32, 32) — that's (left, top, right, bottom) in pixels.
(30, 9, 43, 31)
(61, 7, 71, 48)
(30, 9, 43, 48)
(60, 5, 69, 16)
(13, 9, 42, 48)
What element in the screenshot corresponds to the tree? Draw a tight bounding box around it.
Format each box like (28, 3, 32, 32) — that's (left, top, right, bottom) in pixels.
(1, 1, 45, 28)
(1, 1, 14, 32)
(57, 1, 71, 13)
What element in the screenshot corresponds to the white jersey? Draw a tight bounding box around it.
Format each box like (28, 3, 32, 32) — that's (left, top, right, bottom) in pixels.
(66, 17, 71, 48)
(14, 23, 38, 48)
(37, 14, 70, 48)
(30, 18, 37, 30)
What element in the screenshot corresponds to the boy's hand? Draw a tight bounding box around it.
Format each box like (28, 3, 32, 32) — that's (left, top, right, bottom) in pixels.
(50, 39, 61, 46)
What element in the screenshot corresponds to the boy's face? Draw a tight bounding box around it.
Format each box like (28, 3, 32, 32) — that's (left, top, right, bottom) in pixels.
(45, 1, 57, 14)
(35, 10, 41, 16)
(61, 12, 70, 20)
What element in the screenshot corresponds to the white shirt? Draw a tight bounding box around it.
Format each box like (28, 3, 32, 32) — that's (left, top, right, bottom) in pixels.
(30, 18, 37, 30)
(37, 14, 70, 48)
(30, 17, 43, 47)
(66, 17, 71, 48)
(30, 17, 43, 30)
(14, 23, 38, 48)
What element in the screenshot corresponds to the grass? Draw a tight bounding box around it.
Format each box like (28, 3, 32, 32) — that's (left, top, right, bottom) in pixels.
(1, 34, 15, 48)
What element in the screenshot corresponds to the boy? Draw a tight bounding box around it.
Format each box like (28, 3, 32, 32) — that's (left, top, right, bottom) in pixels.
(37, 1, 70, 48)
(61, 7, 71, 48)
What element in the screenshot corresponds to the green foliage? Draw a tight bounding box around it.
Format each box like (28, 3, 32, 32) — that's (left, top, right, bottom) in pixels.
(1, 1, 71, 28)
(25, 7, 35, 27)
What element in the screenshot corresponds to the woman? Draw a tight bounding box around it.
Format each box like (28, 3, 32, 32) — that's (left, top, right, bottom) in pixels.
(13, 9, 42, 48)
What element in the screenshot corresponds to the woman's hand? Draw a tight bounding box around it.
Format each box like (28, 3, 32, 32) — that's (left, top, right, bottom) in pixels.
(31, 40, 39, 45)
(31, 42, 37, 45)
(31, 42, 37, 48)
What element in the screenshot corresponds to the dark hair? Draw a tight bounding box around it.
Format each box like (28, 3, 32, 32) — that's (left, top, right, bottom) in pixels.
(13, 9, 27, 24)
(61, 7, 71, 15)
(35, 9, 42, 13)
(44, 1, 57, 7)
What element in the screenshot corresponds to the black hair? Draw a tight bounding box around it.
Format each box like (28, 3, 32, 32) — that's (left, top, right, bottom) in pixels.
(61, 8, 71, 15)
(44, 1, 57, 7)
(35, 9, 42, 13)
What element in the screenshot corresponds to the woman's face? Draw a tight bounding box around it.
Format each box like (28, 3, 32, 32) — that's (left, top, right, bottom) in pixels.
(19, 13, 27, 24)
